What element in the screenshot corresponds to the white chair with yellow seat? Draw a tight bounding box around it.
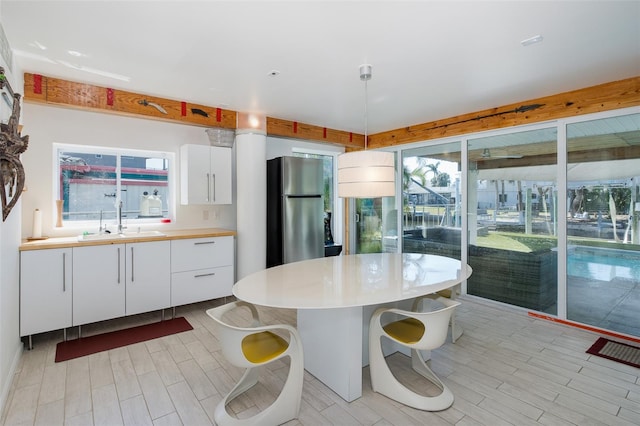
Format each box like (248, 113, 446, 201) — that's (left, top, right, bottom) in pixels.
(368, 296, 460, 411)
(422, 283, 463, 343)
(206, 301, 304, 426)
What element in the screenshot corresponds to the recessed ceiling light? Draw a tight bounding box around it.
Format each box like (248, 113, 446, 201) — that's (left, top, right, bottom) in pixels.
(13, 49, 56, 64)
(57, 60, 130, 82)
(267, 70, 281, 77)
(521, 35, 543, 46)
(29, 41, 47, 50)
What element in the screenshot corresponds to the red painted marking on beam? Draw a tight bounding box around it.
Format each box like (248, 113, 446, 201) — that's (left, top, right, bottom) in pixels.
(528, 311, 640, 344)
(106, 88, 114, 106)
(293, 122, 298, 133)
(33, 74, 42, 94)
(216, 108, 222, 122)
(323, 127, 327, 138)
(349, 132, 353, 142)
(181, 102, 186, 116)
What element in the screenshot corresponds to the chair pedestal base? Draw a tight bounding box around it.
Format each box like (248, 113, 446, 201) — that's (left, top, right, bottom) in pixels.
(369, 297, 460, 411)
(370, 349, 454, 411)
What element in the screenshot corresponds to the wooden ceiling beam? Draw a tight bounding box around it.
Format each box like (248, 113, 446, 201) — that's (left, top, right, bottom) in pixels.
(23, 73, 237, 129)
(22, 73, 639, 151)
(368, 76, 640, 148)
(266, 117, 364, 149)
(22, 73, 364, 148)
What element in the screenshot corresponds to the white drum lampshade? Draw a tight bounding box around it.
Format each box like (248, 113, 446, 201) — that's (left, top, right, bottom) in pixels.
(337, 150, 395, 198)
(337, 64, 396, 198)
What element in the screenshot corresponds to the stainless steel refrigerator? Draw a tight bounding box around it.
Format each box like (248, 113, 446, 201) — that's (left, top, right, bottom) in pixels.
(267, 156, 324, 267)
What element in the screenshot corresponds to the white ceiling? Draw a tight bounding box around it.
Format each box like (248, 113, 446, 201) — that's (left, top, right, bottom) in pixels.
(2, 1, 639, 135)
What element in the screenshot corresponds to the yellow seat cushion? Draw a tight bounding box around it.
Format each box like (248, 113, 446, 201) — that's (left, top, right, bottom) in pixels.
(242, 331, 289, 363)
(383, 317, 425, 344)
(436, 289, 452, 298)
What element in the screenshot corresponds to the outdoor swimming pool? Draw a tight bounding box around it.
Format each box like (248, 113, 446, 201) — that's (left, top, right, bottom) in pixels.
(567, 246, 640, 282)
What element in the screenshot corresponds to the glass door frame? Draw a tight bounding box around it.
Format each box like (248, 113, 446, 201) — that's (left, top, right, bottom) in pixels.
(559, 106, 640, 324)
(351, 106, 640, 330)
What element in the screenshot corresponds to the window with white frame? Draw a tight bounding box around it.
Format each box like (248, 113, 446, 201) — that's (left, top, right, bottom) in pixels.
(55, 144, 173, 226)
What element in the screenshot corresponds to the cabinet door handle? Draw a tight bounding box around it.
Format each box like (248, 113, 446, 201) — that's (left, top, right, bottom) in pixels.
(131, 247, 135, 282)
(62, 252, 66, 292)
(206, 172, 210, 202)
(212, 173, 216, 202)
(194, 272, 216, 278)
(117, 247, 121, 284)
(194, 241, 215, 245)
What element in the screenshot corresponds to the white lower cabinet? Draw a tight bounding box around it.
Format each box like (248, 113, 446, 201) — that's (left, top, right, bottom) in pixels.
(20, 234, 234, 337)
(73, 244, 126, 325)
(20, 248, 72, 336)
(171, 266, 234, 306)
(125, 241, 171, 315)
(171, 236, 234, 306)
(73, 241, 171, 325)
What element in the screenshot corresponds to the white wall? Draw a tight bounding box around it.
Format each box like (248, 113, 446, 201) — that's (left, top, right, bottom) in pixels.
(0, 33, 24, 416)
(236, 132, 266, 280)
(0, 196, 21, 417)
(20, 104, 236, 239)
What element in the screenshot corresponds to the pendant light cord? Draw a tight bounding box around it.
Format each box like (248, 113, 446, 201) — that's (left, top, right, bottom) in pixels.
(364, 77, 368, 150)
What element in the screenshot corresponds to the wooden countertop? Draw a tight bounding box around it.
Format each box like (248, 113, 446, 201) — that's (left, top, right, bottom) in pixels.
(20, 228, 236, 251)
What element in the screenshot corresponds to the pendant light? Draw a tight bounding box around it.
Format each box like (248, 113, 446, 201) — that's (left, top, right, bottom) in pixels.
(337, 64, 395, 198)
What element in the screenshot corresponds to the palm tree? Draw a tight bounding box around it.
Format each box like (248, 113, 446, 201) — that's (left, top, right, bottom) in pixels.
(426, 162, 440, 185)
(403, 158, 427, 192)
(433, 172, 451, 187)
(402, 159, 428, 227)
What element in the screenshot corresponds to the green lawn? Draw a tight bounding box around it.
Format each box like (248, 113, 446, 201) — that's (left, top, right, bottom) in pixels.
(477, 232, 557, 252)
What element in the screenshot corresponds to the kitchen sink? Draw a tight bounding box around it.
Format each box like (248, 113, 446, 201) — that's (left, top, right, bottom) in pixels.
(77, 233, 124, 241)
(120, 230, 167, 239)
(77, 230, 167, 242)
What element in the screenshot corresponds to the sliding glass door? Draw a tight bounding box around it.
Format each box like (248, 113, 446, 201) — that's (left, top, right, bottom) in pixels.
(393, 110, 640, 337)
(467, 127, 558, 314)
(401, 142, 462, 259)
(566, 113, 640, 337)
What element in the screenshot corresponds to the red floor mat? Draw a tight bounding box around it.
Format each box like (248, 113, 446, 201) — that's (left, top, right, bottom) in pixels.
(586, 337, 640, 369)
(55, 317, 193, 362)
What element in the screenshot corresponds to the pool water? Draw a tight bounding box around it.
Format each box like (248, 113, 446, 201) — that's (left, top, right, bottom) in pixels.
(567, 247, 640, 282)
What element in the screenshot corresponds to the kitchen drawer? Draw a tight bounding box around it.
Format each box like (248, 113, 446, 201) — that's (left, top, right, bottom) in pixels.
(171, 236, 233, 272)
(171, 265, 234, 306)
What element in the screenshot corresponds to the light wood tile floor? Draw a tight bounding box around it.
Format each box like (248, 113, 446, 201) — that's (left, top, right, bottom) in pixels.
(2, 296, 640, 425)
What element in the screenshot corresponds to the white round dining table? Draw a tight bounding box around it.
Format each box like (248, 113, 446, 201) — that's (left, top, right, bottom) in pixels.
(233, 253, 472, 402)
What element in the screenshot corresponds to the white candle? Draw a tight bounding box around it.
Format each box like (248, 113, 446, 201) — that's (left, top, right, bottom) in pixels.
(32, 209, 42, 238)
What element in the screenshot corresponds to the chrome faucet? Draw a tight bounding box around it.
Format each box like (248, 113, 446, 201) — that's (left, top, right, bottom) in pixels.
(99, 210, 105, 234)
(116, 200, 126, 233)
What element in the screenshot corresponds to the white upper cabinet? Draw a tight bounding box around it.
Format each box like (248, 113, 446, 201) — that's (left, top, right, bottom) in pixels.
(180, 144, 232, 205)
